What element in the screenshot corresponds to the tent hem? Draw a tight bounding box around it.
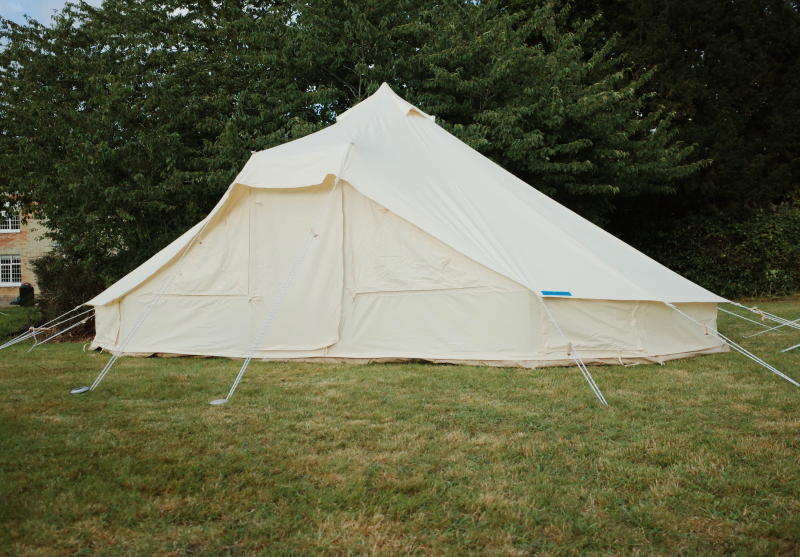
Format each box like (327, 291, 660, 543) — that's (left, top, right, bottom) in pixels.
(88, 343, 729, 367)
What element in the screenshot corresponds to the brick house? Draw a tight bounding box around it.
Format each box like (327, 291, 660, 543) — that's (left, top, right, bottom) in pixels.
(0, 209, 53, 304)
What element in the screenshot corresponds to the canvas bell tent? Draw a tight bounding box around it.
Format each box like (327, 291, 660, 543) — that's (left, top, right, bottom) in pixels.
(85, 83, 731, 377)
(2, 86, 794, 405)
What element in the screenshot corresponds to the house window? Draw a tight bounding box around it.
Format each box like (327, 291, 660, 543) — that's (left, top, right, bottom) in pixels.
(0, 206, 20, 233)
(0, 255, 21, 285)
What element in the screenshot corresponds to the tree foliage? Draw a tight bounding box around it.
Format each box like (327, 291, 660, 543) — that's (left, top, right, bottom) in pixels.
(561, 0, 800, 297)
(568, 0, 800, 209)
(0, 0, 311, 292)
(408, 2, 704, 223)
(628, 202, 800, 299)
(1, 0, 723, 306)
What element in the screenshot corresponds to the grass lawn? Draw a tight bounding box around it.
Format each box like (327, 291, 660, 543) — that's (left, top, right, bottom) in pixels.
(1, 301, 799, 556)
(0, 306, 43, 340)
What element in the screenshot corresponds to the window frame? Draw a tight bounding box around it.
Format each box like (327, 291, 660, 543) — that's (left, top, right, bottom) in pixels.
(0, 254, 21, 286)
(0, 203, 21, 233)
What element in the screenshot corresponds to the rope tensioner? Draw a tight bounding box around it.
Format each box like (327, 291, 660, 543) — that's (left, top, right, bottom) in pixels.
(729, 302, 800, 333)
(723, 302, 800, 352)
(718, 307, 771, 329)
(34, 316, 93, 354)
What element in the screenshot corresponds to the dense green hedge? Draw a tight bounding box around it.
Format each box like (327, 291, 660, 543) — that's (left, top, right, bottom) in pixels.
(30, 250, 102, 331)
(626, 202, 800, 299)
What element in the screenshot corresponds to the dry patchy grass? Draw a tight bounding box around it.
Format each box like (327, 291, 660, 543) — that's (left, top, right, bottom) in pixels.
(1, 301, 799, 556)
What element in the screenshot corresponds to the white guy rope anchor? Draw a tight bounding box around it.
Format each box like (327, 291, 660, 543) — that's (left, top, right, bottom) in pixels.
(537, 295, 608, 406)
(210, 176, 343, 406)
(666, 303, 799, 387)
(87, 219, 214, 392)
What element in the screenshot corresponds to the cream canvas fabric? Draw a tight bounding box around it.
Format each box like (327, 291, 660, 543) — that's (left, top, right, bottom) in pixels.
(89, 84, 727, 366)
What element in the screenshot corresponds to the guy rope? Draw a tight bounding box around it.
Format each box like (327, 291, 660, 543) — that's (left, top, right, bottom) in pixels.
(537, 295, 609, 406)
(666, 302, 799, 387)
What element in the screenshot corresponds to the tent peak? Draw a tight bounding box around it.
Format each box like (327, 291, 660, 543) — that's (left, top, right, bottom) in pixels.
(336, 83, 435, 124)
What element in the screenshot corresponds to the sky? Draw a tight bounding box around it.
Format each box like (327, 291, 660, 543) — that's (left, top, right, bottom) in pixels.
(0, 0, 103, 26)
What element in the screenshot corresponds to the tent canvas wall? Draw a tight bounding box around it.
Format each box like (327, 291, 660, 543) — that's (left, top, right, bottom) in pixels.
(88, 84, 728, 367)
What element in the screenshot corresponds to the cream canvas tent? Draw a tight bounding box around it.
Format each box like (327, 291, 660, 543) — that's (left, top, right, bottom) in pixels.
(87, 83, 729, 375)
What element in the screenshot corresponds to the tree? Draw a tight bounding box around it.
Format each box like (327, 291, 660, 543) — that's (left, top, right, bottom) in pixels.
(564, 0, 800, 296)
(0, 0, 311, 310)
(1, 0, 708, 309)
(407, 1, 705, 224)
(570, 0, 800, 216)
(276, 0, 706, 225)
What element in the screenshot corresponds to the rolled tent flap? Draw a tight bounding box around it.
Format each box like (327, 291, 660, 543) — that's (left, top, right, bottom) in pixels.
(233, 141, 351, 191)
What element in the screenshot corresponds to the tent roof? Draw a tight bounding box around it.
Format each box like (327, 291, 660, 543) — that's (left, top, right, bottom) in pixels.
(88, 83, 724, 307)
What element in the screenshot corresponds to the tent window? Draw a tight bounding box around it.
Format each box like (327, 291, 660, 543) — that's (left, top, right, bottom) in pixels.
(0, 255, 21, 285)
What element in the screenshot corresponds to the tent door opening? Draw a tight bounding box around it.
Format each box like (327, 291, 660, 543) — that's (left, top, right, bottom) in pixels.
(248, 178, 344, 351)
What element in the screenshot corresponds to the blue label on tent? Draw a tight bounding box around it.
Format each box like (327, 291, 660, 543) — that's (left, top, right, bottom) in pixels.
(541, 291, 572, 297)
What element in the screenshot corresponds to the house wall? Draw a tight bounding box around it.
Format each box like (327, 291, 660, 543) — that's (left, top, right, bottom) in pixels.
(0, 218, 53, 304)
